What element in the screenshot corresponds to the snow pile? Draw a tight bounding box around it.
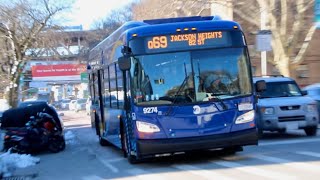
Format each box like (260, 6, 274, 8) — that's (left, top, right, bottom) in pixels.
(0, 151, 40, 177)
(64, 130, 78, 145)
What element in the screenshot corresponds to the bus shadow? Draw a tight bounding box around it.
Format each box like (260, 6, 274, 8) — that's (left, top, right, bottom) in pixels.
(57, 123, 320, 179)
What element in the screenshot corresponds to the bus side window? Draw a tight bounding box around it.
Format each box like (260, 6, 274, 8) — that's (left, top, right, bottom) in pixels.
(104, 67, 111, 108)
(109, 64, 117, 108)
(116, 64, 124, 109)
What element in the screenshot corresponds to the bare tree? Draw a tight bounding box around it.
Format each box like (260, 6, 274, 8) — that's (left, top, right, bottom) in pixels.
(233, 0, 315, 76)
(132, 0, 210, 20)
(0, 0, 71, 107)
(132, 0, 315, 77)
(92, 4, 135, 38)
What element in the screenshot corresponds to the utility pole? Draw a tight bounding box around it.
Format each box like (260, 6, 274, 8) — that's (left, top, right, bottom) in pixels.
(260, 6, 267, 76)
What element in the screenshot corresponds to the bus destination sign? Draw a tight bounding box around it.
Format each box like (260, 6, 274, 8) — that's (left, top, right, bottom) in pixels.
(146, 31, 230, 52)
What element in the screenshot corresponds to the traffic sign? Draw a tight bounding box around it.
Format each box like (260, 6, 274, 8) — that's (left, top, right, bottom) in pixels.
(256, 30, 272, 52)
(80, 72, 88, 83)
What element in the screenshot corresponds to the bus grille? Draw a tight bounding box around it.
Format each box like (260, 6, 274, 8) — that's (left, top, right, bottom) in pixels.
(278, 116, 305, 122)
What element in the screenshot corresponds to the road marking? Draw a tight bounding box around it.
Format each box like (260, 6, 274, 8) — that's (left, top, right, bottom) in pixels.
(106, 157, 126, 163)
(259, 137, 320, 146)
(213, 160, 297, 179)
(82, 175, 103, 180)
(86, 148, 119, 173)
(127, 168, 166, 180)
(254, 154, 318, 173)
(172, 164, 234, 180)
(296, 151, 320, 158)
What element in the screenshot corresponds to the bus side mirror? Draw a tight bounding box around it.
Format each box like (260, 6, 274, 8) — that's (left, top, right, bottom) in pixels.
(118, 56, 131, 71)
(255, 80, 266, 92)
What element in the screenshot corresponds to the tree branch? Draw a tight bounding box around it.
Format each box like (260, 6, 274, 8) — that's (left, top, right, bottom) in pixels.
(292, 24, 316, 64)
(280, 0, 287, 38)
(233, 8, 260, 27)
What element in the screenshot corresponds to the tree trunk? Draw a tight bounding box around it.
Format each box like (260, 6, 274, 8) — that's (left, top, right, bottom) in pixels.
(276, 55, 290, 77)
(8, 86, 18, 108)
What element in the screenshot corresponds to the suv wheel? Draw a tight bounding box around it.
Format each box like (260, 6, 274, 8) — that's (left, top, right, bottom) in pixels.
(304, 126, 317, 136)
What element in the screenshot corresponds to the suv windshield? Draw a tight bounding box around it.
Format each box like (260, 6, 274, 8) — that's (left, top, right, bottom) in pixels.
(260, 81, 302, 98)
(130, 48, 252, 105)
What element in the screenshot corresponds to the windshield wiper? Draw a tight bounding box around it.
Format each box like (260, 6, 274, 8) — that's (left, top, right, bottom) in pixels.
(208, 94, 228, 110)
(165, 75, 190, 115)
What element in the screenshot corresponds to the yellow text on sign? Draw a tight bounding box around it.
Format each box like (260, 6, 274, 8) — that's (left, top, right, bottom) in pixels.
(147, 36, 168, 49)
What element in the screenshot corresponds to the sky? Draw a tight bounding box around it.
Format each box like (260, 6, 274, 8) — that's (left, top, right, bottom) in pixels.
(66, 0, 136, 30)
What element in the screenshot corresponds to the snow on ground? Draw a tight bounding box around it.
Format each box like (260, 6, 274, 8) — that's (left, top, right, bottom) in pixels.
(64, 130, 78, 145)
(0, 151, 40, 178)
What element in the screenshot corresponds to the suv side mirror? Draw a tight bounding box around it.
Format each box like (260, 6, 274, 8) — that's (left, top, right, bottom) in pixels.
(301, 90, 308, 96)
(118, 56, 131, 71)
(255, 80, 266, 92)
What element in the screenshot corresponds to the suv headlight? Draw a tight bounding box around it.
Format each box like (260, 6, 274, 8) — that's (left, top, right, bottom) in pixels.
(261, 107, 274, 115)
(235, 110, 255, 124)
(136, 121, 160, 133)
(307, 104, 317, 112)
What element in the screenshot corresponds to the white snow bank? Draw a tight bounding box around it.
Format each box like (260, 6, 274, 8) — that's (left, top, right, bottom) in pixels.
(64, 130, 78, 145)
(0, 151, 40, 177)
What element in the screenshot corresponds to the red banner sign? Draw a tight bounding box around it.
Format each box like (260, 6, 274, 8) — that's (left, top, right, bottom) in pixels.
(32, 64, 86, 77)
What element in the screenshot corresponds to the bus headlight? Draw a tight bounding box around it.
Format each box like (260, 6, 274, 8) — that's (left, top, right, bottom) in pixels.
(307, 104, 317, 113)
(136, 121, 160, 133)
(235, 110, 255, 124)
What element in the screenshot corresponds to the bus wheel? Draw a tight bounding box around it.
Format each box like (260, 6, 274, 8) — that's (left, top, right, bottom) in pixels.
(121, 123, 140, 164)
(257, 128, 263, 138)
(94, 114, 100, 136)
(120, 124, 128, 158)
(223, 146, 243, 155)
(128, 154, 139, 164)
(99, 136, 110, 146)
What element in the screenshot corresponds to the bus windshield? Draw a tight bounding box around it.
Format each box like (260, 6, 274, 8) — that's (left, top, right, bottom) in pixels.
(130, 47, 252, 105)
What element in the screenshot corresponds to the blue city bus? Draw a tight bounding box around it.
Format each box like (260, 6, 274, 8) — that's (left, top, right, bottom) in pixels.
(87, 16, 265, 163)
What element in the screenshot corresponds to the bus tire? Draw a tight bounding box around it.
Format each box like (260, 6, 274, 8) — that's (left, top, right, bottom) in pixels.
(94, 113, 100, 136)
(99, 136, 111, 146)
(224, 146, 243, 155)
(120, 122, 128, 158)
(257, 128, 263, 138)
(120, 121, 140, 164)
(128, 154, 139, 164)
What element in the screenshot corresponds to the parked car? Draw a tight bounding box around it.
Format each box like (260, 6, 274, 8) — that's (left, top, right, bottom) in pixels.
(302, 83, 320, 116)
(0, 110, 3, 124)
(60, 99, 71, 110)
(254, 76, 319, 136)
(1, 103, 64, 129)
(51, 99, 62, 109)
(69, 100, 77, 111)
(18, 100, 48, 108)
(74, 98, 87, 112)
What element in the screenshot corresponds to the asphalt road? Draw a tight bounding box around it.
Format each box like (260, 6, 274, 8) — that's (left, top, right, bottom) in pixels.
(2, 110, 320, 180)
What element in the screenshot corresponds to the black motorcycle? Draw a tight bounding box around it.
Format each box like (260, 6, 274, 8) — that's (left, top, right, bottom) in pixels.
(3, 112, 65, 154)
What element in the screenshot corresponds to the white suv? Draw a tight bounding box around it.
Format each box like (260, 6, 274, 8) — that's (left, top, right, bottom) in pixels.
(254, 76, 319, 136)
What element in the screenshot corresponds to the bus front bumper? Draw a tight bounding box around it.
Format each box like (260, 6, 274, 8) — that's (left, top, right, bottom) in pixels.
(136, 128, 258, 157)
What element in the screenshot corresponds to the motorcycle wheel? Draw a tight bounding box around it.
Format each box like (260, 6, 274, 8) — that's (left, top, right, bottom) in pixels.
(48, 136, 66, 153)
